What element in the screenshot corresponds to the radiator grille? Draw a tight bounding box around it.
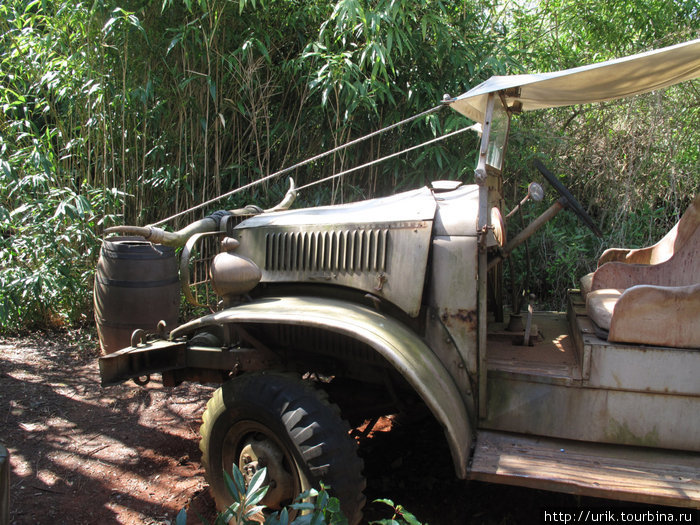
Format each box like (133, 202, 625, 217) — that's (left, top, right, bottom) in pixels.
(265, 229, 389, 273)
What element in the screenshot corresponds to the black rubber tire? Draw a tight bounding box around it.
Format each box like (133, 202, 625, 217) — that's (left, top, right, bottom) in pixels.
(200, 373, 366, 524)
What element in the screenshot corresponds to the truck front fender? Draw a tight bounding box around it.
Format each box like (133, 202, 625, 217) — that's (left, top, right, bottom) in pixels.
(171, 296, 472, 478)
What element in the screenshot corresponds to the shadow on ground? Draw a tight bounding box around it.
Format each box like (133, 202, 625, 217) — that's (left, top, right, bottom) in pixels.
(1, 334, 215, 524)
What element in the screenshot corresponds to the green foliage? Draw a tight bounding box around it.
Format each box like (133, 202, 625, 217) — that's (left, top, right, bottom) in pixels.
(280, 486, 348, 525)
(177, 466, 428, 525)
(177, 464, 349, 525)
(504, 103, 699, 310)
(370, 499, 423, 525)
(301, 0, 514, 197)
(0, 0, 127, 331)
(0, 179, 123, 330)
(508, 0, 699, 68)
(215, 466, 269, 524)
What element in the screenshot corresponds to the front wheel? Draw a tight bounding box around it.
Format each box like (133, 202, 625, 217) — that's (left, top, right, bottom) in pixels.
(199, 373, 366, 524)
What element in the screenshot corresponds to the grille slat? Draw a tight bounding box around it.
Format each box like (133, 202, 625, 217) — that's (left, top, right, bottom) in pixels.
(265, 229, 389, 273)
(378, 229, 387, 271)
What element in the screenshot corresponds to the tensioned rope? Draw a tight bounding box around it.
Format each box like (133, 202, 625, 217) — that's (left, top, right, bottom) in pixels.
(295, 125, 476, 194)
(153, 102, 450, 226)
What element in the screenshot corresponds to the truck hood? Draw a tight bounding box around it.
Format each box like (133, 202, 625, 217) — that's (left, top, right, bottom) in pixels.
(236, 186, 438, 228)
(231, 184, 483, 317)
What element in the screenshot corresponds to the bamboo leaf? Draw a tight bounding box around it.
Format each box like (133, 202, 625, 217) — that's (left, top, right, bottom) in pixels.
(167, 32, 183, 55)
(208, 77, 216, 102)
(243, 505, 265, 519)
(223, 470, 241, 501)
(102, 17, 117, 34)
(397, 506, 422, 525)
(0, 160, 12, 179)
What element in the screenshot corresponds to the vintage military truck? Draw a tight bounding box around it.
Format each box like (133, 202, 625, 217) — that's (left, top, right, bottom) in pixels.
(98, 39, 700, 522)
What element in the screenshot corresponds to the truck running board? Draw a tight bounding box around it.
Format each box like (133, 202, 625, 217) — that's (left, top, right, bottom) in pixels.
(470, 431, 700, 508)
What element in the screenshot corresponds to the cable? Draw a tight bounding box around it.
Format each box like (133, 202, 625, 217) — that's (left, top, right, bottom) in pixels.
(152, 103, 447, 226)
(296, 125, 476, 193)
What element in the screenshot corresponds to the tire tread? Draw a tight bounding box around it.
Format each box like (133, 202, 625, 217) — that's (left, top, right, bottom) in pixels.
(200, 373, 365, 524)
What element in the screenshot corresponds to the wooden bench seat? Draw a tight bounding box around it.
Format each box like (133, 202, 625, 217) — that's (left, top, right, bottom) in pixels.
(587, 284, 700, 348)
(583, 195, 699, 349)
(581, 195, 699, 297)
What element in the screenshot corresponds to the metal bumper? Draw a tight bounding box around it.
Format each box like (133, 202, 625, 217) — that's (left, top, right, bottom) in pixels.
(98, 340, 268, 386)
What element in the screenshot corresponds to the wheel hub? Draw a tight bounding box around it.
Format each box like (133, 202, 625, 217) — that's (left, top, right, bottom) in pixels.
(238, 435, 295, 509)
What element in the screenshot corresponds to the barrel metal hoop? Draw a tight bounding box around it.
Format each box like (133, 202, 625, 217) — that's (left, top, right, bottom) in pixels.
(95, 275, 180, 288)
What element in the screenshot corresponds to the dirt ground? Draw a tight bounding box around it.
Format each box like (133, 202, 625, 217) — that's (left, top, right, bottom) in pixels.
(0, 332, 680, 524)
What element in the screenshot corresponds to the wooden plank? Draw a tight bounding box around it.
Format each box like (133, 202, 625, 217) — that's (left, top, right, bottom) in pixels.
(471, 430, 700, 509)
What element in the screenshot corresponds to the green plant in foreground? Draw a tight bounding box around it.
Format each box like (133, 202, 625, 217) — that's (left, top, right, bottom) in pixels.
(176, 464, 349, 525)
(176, 464, 426, 524)
(369, 498, 423, 525)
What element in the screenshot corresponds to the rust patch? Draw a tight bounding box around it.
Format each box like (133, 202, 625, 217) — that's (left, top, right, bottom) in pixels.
(441, 308, 478, 331)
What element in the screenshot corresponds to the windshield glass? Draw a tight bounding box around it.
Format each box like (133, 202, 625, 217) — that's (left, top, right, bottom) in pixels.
(486, 99, 509, 170)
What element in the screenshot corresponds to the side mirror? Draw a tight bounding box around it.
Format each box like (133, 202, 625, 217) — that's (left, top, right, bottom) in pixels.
(506, 182, 545, 219)
(528, 182, 544, 202)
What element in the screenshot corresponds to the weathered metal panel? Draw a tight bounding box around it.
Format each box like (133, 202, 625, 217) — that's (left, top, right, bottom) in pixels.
(424, 316, 476, 424)
(587, 342, 700, 395)
(170, 296, 473, 477)
(432, 184, 480, 236)
(264, 228, 389, 273)
(483, 375, 700, 451)
(424, 236, 479, 421)
(236, 222, 432, 317)
(428, 236, 479, 376)
(233, 187, 439, 318)
(239, 186, 437, 228)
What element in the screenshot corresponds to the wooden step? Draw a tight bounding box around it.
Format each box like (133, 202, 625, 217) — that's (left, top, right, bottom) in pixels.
(470, 431, 700, 508)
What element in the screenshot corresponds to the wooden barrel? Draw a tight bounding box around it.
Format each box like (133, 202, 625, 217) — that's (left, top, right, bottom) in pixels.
(94, 237, 180, 354)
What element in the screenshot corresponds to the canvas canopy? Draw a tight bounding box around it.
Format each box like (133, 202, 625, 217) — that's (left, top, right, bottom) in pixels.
(450, 39, 700, 123)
